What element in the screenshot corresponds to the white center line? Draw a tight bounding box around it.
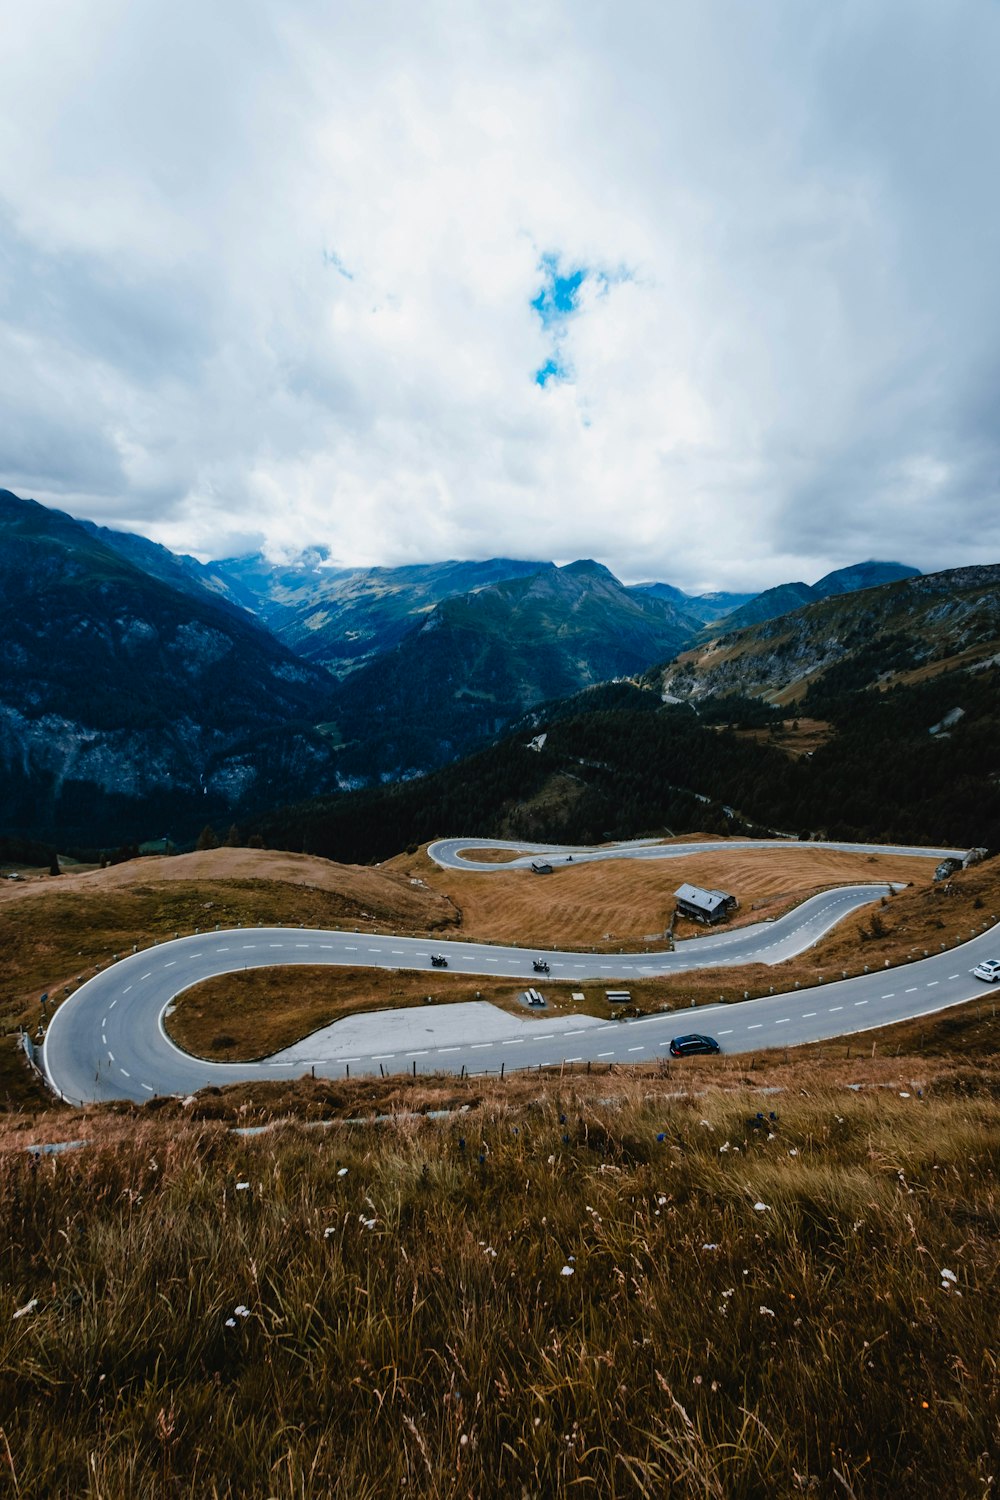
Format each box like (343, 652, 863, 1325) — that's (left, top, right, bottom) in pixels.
(371, 1053, 395, 1060)
(801, 1012, 816, 1018)
(829, 1006, 843, 1012)
(140, 972, 152, 981)
(438, 1047, 460, 1054)
(142, 1083, 154, 1093)
(108, 1051, 115, 1062)
(408, 1050, 429, 1057)
(164, 960, 176, 968)
(747, 1023, 763, 1030)
(502, 1039, 524, 1045)
(717, 1029, 733, 1036)
(598, 1051, 615, 1057)
(855, 1000, 868, 1006)
(948, 974, 960, 980)
(904, 987, 918, 994)
(109, 999, 118, 1009)
(926, 980, 939, 987)
(627, 1045, 644, 1052)
(774, 1018, 790, 1024)
(344, 946, 357, 951)
(471, 1043, 493, 1050)
(120, 1068, 130, 1078)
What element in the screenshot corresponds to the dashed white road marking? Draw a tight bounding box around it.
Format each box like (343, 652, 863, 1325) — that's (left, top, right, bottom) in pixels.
(598, 1051, 615, 1057)
(855, 1000, 868, 1006)
(829, 1006, 843, 1012)
(747, 1024, 762, 1030)
(164, 961, 176, 968)
(802, 1012, 816, 1018)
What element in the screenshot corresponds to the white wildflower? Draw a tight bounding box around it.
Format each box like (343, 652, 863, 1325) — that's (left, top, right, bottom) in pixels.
(719, 1141, 731, 1154)
(234, 1305, 250, 1318)
(235, 1182, 250, 1191)
(899, 1092, 911, 1099)
(560, 1265, 575, 1277)
(759, 1306, 775, 1317)
(225, 1318, 236, 1328)
(940, 1269, 957, 1284)
(359, 1216, 377, 1230)
(12, 1298, 38, 1320)
(788, 1148, 799, 1156)
(701, 1243, 720, 1252)
(324, 1227, 336, 1238)
(337, 1167, 349, 1177)
(753, 1201, 770, 1213)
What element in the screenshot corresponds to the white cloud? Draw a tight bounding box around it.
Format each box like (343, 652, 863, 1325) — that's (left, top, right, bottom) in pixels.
(1, 0, 999, 590)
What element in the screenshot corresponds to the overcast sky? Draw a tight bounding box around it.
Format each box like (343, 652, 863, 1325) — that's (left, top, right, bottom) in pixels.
(1, 0, 999, 592)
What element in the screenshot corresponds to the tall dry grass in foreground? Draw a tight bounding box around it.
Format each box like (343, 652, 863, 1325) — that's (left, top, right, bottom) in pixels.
(0, 1082, 997, 1498)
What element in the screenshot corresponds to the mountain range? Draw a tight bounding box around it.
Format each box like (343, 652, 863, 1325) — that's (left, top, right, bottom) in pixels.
(0, 485, 938, 849)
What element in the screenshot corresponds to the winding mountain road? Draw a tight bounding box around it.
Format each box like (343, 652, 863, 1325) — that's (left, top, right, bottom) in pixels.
(41, 838, 991, 1107)
(427, 836, 965, 871)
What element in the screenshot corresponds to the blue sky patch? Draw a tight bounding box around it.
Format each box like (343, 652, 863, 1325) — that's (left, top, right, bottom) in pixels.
(532, 253, 588, 385)
(532, 253, 586, 327)
(535, 357, 567, 387)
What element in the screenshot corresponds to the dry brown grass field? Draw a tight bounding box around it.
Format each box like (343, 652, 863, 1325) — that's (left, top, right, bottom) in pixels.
(390, 841, 935, 946)
(2, 845, 998, 1496)
(164, 858, 1000, 1062)
(0, 1005, 997, 1497)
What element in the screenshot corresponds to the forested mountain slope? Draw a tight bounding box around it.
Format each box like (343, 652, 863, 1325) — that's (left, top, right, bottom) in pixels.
(321, 560, 701, 780)
(0, 490, 340, 845)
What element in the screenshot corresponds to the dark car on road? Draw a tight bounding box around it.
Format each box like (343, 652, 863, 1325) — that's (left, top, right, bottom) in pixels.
(668, 1033, 721, 1057)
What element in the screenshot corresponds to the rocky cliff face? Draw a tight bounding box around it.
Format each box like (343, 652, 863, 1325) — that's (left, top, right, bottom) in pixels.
(652, 565, 1000, 706)
(0, 490, 339, 844)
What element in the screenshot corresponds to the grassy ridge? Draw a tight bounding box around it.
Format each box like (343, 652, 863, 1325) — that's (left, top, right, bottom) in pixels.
(0, 1078, 997, 1497)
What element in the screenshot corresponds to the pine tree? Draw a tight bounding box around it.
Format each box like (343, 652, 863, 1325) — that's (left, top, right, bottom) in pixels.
(196, 826, 219, 851)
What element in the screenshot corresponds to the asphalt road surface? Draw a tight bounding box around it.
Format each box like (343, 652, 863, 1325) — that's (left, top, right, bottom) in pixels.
(427, 836, 965, 871)
(42, 863, 998, 1106)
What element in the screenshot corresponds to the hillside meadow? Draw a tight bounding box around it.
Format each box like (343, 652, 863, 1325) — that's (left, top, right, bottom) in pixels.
(0, 1045, 998, 1498)
(0, 846, 998, 1494)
